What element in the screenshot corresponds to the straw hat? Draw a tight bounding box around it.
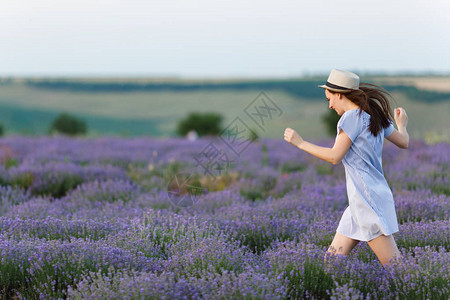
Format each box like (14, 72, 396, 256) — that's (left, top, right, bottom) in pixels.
(318, 69, 360, 93)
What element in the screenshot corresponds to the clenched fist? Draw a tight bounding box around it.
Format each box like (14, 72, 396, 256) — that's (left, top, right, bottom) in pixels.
(284, 128, 303, 148)
(394, 107, 408, 129)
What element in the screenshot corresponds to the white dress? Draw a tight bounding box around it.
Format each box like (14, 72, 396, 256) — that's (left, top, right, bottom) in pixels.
(335, 109, 398, 241)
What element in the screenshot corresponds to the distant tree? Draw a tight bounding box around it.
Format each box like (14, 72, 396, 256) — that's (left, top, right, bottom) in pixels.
(322, 109, 340, 136)
(49, 113, 87, 136)
(177, 112, 223, 137)
(0, 123, 4, 137)
(248, 128, 259, 142)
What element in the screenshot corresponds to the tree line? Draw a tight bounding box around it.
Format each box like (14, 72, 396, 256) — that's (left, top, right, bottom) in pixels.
(26, 79, 450, 103)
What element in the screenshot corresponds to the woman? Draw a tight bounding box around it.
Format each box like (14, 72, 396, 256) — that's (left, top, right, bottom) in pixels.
(284, 69, 409, 266)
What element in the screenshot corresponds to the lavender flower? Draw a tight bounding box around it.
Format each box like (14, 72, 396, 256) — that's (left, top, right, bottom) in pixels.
(0, 136, 447, 299)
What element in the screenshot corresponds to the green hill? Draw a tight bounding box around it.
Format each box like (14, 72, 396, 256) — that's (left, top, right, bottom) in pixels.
(0, 76, 449, 142)
(0, 102, 162, 136)
(22, 77, 450, 103)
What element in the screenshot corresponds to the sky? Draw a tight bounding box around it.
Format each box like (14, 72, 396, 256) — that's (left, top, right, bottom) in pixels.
(1, 0, 449, 78)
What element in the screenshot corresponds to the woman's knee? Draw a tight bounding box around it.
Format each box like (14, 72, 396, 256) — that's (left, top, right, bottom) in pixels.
(368, 234, 401, 266)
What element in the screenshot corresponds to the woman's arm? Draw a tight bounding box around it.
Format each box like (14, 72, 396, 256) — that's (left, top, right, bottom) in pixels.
(284, 128, 352, 165)
(386, 107, 409, 149)
(386, 130, 409, 149)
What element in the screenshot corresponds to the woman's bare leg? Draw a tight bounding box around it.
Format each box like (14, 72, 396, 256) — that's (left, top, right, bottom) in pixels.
(325, 232, 360, 259)
(367, 234, 401, 267)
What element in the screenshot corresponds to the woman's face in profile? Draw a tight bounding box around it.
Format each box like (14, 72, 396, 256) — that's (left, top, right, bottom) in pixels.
(325, 89, 344, 116)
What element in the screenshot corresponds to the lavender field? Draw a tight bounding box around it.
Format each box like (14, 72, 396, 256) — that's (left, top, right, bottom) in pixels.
(0, 136, 448, 299)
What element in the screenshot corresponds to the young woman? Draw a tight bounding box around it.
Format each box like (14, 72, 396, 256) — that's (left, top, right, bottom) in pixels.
(283, 69, 409, 266)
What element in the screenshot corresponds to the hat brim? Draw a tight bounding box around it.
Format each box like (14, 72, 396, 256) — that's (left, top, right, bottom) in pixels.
(318, 84, 355, 93)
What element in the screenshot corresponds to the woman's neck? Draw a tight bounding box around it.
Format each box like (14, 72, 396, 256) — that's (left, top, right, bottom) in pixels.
(342, 100, 360, 112)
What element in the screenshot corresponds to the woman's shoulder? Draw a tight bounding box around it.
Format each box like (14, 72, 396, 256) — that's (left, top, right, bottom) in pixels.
(338, 109, 370, 131)
(340, 109, 367, 122)
(347, 109, 370, 119)
(343, 108, 366, 116)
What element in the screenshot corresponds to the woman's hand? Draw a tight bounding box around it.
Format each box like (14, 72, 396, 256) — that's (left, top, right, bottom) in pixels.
(284, 128, 303, 148)
(394, 107, 408, 129)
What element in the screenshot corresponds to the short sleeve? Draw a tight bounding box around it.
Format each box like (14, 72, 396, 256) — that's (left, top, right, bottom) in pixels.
(384, 120, 395, 138)
(337, 110, 361, 142)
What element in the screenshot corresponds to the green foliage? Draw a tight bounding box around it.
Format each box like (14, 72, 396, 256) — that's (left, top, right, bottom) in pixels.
(261, 144, 268, 167)
(0, 248, 108, 299)
(34, 175, 84, 198)
(280, 161, 306, 173)
(239, 188, 264, 202)
(284, 262, 335, 299)
(4, 172, 84, 198)
(0, 123, 4, 136)
(248, 128, 259, 142)
(239, 173, 277, 202)
(10, 173, 34, 190)
(4, 158, 18, 169)
(322, 109, 340, 136)
(236, 229, 273, 255)
(176, 112, 223, 137)
(49, 113, 87, 136)
(316, 163, 334, 175)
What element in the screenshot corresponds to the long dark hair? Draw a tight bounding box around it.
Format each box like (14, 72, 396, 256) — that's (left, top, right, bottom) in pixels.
(331, 83, 394, 136)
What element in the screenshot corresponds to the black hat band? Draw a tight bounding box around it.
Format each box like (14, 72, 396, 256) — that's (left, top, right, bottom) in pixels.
(325, 81, 352, 90)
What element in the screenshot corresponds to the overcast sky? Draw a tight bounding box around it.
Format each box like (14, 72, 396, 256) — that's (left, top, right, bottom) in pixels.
(1, 0, 449, 78)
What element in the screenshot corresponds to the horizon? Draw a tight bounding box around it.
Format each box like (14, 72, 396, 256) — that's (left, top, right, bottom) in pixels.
(3, 70, 450, 82)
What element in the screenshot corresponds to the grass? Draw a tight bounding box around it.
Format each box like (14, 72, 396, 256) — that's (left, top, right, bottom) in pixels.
(0, 78, 449, 141)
